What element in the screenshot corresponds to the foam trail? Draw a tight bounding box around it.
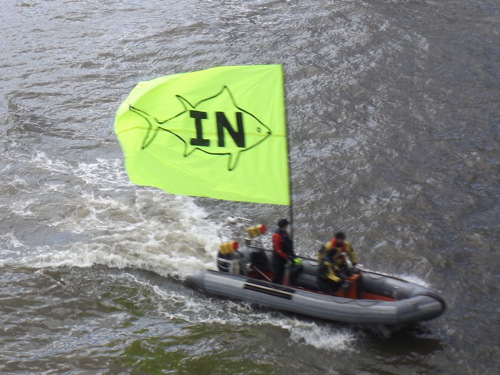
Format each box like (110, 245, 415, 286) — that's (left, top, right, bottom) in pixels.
(148, 278, 358, 352)
(4, 153, 225, 279)
(287, 321, 357, 351)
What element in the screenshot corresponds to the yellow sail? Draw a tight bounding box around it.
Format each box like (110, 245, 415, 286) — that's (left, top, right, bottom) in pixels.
(114, 65, 289, 205)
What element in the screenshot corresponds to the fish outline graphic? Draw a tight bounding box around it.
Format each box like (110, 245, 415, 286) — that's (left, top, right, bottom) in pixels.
(128, 86, 272, 171)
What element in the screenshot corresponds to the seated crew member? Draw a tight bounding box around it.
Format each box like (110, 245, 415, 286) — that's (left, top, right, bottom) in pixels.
(272, 218, 301, 284)
(317, 251, 350, 294)
(319, 231, 359, 276)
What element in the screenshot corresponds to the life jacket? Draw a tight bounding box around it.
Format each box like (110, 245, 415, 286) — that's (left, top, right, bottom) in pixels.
(274, 229, 294, 256)
(332, 239, 353, 259)
(328, 239, 348, 253)
(319, 239, 344, 259)
(319, 239, 356, 265)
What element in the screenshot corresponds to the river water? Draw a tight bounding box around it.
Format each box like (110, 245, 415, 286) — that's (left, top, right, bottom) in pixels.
(1, 0, 498, 374)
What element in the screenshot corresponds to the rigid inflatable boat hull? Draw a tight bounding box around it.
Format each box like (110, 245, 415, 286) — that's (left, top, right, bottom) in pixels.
(186, 269, 445, 325)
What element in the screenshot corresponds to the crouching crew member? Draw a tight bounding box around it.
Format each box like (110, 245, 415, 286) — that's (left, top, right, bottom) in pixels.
(319, 231, 359, 276)
(317, 251, 350, 293)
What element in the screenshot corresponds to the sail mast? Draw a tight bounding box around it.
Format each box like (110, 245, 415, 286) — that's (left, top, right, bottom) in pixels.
(284, 88, 294, 239)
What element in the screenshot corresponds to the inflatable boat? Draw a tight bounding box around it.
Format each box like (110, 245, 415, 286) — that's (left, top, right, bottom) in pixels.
(186, 242, 446, 325)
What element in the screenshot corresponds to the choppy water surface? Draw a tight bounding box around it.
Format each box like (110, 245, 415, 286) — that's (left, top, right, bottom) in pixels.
(1, 0, 498, 374)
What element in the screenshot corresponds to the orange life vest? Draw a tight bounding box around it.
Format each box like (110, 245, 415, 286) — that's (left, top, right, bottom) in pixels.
(325, 239, 357, 265)
(329, 239, 347, 259)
